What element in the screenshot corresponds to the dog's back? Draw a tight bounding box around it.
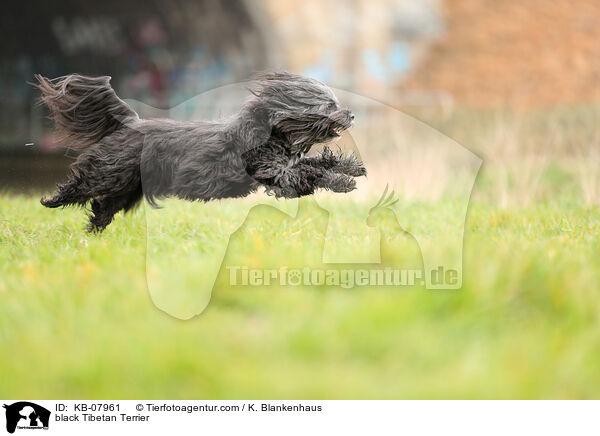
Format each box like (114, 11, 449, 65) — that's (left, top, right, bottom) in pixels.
(136, 118, 258, 204)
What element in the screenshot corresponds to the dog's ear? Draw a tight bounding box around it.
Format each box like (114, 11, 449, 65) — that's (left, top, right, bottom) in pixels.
(274, 113, 332, 152)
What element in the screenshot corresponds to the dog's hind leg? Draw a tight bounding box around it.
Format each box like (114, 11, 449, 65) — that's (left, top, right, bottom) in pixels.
(41, 173, 90, 208)
(87, 188, 142, 232)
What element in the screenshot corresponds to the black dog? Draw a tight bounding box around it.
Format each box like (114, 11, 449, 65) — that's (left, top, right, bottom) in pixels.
(35, 71, 366, 231)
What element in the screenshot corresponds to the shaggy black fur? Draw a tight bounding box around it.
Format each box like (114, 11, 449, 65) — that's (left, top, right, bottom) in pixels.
(34, 71, 366, 232)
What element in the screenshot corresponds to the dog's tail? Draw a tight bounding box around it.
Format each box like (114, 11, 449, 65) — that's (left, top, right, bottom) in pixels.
(33, 74, 138, 150)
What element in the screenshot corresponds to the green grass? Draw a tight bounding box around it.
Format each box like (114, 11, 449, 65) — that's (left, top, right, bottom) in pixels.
(1, 193, 600, 399)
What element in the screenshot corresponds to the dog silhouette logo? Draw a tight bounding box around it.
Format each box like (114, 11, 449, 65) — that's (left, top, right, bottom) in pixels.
(3, 402, 50, 434)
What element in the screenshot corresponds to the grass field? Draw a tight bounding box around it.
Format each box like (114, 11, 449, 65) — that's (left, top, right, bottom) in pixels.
(2, 190, 600, 399)
(2, 107, 600, 399)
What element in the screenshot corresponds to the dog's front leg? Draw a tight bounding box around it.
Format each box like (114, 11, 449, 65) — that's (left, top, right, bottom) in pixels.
(315, 171, 357, 192)
(267, 163, 322, 197)
(265, 163, 356, 197)
(302, 146, 367, 177)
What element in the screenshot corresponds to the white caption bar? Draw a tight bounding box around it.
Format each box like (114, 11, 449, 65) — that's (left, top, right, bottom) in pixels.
(1, 400, 599, 435)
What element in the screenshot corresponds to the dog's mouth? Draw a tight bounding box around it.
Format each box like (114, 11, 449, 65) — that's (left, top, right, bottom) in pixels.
(329, 122, 352, 138)
(328, 111, 354, 137)
(329, 125, 344, 137)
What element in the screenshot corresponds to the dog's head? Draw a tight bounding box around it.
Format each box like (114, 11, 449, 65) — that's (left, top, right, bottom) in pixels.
(249, 71, 354, 154)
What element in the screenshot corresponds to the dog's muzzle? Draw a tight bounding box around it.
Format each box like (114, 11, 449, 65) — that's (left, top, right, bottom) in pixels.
(329, 110, 355, 137)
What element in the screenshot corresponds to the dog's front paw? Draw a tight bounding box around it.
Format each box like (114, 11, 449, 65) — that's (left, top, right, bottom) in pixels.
(319, 173, 357, 193)
(344, 163, 367, 177)
(332, 155, 367, 177)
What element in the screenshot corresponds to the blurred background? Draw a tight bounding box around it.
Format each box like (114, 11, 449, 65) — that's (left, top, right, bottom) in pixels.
(1, 0, 600, 203)
(3, 0, 600, 399)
